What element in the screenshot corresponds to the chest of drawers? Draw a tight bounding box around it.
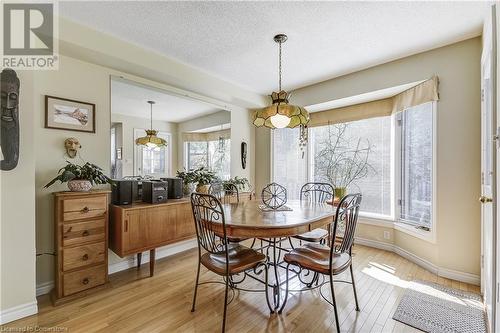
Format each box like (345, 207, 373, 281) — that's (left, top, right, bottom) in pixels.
(52, 190, 110, 304)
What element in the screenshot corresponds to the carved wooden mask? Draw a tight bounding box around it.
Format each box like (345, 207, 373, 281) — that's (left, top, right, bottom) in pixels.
(1, 69, 20, 171)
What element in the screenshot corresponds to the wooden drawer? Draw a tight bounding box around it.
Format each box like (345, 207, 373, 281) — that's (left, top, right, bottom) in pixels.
(63, 242, 105, 271)
(63, 196, 107, 221)
(62, 219, 105, 247)
(63, 264, 106, 296)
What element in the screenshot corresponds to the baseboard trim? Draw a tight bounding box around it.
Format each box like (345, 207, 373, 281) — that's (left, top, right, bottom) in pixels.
(36, 281, 54, 297)
(108, 238, 197, 274)
(0, 301, 38, 325)
(36, 238, 198, 296)
(355, 237, 480, 286)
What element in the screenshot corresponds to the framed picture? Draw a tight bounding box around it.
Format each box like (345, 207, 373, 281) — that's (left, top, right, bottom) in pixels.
(45, 95, 95, 133)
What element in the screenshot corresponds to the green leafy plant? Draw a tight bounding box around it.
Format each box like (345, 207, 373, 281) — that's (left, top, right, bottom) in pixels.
(176, 167, 217, 186)
(193, 167, 217, 186)
(44, 162, 114, 188)
(222, 176, 250, 191)
(176, 169, 198, 185)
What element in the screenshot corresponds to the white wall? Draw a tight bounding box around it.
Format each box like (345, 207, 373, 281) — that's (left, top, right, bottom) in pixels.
(0, 71, 37, 323)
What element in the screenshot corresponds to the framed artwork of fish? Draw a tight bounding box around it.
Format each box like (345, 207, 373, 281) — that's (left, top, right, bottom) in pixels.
(45, 95, 95, 133)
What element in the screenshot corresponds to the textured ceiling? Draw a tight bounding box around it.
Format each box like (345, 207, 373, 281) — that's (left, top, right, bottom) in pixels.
(111, 78, 222, 123)
(61, 1, 489, 94)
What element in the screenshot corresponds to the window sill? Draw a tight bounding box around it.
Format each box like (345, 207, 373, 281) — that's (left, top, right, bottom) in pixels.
(358, 215, 394, 228)
(357, 216, 436, 244)
(394, 222, 436, 244)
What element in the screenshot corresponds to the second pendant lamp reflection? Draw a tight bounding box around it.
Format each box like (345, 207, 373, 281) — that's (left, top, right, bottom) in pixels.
(253, 34, 310, 129)
(135, 100, 167, 148)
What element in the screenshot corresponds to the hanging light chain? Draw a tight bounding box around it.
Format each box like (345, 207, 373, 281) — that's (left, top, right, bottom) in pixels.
(278, 39, 282, 92)
(150, 102, 153, 131)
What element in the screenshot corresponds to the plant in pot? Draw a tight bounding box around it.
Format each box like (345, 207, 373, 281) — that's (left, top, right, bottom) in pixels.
(222, 176, 250, 193)
(193, 167, 216, 193)
(176, 169, 198, 196)
(45, 161, 114, 192)
(313, 123, 375, 200)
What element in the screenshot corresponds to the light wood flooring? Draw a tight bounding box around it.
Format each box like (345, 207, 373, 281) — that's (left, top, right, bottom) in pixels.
(2, 244, 480, 332)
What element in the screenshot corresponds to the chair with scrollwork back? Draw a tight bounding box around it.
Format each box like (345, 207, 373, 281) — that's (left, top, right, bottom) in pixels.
(280, 193, 363, 332)
(293, 182, 334, 245)
(209, 181, 224, 201)
(224, 183, 240, 204)
(190, 192, 266, 332)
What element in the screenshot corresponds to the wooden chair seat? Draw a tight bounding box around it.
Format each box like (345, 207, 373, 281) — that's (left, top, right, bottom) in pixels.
(201, 244, 266, 275)
(293, 228, 328, 243)
(283, 243, 351, 275)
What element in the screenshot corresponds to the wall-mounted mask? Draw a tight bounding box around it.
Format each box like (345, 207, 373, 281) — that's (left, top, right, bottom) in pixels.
(64, 137, 81, 159)
(1, 69, 20, 171)
(241, 141, 247, 170)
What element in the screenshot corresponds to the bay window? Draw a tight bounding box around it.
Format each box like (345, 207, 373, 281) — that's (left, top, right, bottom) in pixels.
(185, 138, 231, 180)
(398, 102, 434, 228)
(309, 116, 392, 217)
(272, 101, 435, 229)
(272, 128, 307, 200)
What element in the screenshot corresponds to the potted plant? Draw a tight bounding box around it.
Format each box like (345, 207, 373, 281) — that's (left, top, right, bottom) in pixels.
(176, 169, 198, 196)
(45, 161, 114, 192)
(193, 167, 216, 193)
(222, 176, 250, 193)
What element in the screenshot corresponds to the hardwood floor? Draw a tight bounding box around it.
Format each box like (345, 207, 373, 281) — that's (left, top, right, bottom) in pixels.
(2, 244, 480, 332)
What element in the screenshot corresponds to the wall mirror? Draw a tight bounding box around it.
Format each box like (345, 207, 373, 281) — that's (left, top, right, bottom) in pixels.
(110, 77, 231, 180)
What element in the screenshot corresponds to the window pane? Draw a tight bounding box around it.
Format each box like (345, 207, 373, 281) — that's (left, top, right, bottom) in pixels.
(142, 146, 166, 175)
(208, 139, 231, 180)
(186, 139, 231, 180)
(272, 128, 307, 200)
(187, 142, 208, 170)
(310, 117, 391, 216)
(401, 102, 433, 226)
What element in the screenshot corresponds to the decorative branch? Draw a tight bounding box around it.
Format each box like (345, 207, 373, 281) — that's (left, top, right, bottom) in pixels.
(314, 123, 375, 189)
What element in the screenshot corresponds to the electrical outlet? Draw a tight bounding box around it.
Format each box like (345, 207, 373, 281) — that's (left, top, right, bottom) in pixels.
(383, 231, 391, 240)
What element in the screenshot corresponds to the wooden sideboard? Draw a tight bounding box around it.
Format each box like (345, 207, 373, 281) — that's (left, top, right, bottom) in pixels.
(109, 192, 254, 276)
(109, 198, 196, 276)
(52, 190, 111, 304)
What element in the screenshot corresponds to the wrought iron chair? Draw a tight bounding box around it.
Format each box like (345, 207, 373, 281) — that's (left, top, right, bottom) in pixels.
(209, 181, 224, 201)
(279, 193, 363, 332)
(190, 193, 267, 332)
(209, 182, 240, 204)
(293, 182, 334, 245)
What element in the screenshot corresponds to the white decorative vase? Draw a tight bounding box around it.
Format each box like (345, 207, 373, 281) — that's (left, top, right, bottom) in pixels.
(67, 180, 92, 192)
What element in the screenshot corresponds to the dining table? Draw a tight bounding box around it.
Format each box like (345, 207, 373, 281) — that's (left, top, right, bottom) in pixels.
(216, 199, 338, 313)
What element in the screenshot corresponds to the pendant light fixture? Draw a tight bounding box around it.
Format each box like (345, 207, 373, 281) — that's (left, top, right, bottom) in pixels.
(135, 100, 167, 148)
(253, 34, 310, 129)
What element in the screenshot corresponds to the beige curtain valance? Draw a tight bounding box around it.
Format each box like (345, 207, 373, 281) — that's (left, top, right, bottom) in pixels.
(182, 129, 231, 142)
(308, 76, 439, 127)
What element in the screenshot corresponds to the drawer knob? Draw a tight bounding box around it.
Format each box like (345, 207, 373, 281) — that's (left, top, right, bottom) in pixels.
(82, 230, 90, 237)
(82, 206, 89, 213)
(82, 254, 89, 261)
(82, 278, 89, 285)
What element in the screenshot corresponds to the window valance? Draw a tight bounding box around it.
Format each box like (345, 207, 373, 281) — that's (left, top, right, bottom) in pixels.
(308, 76, 439, 127)
(182, 129, 231, 142)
